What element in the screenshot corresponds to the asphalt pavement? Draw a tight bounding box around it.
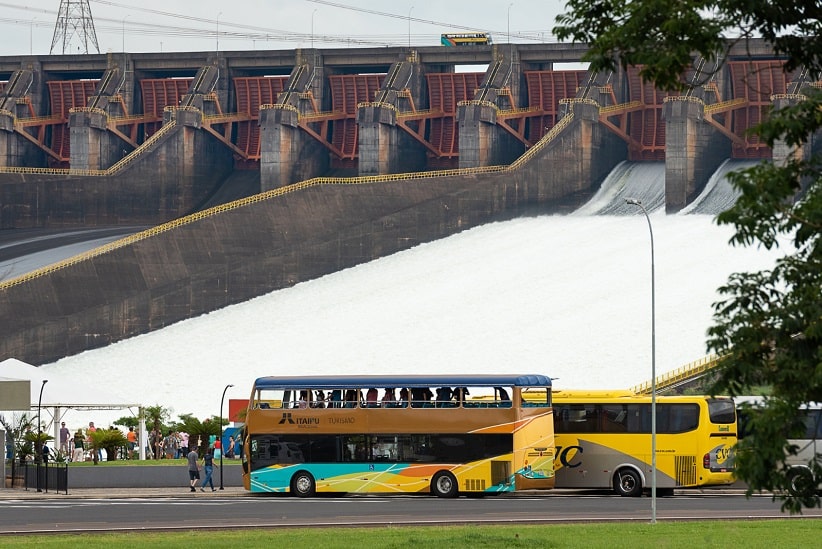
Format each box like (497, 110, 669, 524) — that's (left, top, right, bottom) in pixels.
(0, 486, 249, 500)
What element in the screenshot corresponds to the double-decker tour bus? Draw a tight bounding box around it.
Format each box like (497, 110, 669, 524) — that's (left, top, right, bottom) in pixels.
(540, 390, 737, 496)
(241, 374, 554, 497)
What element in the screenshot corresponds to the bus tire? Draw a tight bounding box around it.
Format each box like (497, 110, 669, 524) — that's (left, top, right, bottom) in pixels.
(614, 468, 642, 497)
(431, 471, 459, 498)
(787, 467, 816, 498)
(290, 471, 316, 498)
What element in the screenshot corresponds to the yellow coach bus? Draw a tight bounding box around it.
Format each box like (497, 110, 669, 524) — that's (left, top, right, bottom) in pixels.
(538, 390, 737, 496)
(241, 374, 555, 497)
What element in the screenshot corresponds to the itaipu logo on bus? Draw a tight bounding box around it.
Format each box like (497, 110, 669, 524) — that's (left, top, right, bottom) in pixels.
(279, 413, 319, 427)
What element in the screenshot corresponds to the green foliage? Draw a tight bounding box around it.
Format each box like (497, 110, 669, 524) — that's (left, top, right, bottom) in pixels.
(88, 428, 128, 462)
(554, 0, 822, 513)
(170, 414, 221, 451)
(0, 413, 34, 463)
(112, 415, 140, 430)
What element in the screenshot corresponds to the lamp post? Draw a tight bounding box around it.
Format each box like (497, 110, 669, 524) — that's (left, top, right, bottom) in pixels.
(36, 379, 48, 492)
(311, 9, 318, 49)
(216, 12, 222, 51)
(122, 15, 130, 52)
(408, 6, 414, 48)
(626, 197, 656, 524)
(507, 3, 513, 44)
(219, 383, 234, 490)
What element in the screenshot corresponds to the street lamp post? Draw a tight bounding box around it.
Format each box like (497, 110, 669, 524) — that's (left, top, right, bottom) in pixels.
(626, 197, 656, 524)
(507, 3, 513, 44)
(36, 379, 48, 492)
(408, 6, 414, 48)
(216, 12, 222, 51)
(311, 9, 318, 49)
(219, 384, 234, 490)
(122, 15, 130, 52)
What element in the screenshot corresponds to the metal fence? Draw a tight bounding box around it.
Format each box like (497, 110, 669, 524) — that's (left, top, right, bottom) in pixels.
(7, 461, 68, 494)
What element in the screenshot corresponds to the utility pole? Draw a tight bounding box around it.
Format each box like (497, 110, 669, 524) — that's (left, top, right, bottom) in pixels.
(50, 0, 100, 55)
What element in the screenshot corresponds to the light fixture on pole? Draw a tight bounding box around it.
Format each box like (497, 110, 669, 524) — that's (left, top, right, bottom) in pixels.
(36, 379, 48, 492)
(30, 17, 36, 55)
(217, 12, 222, 51)
(507, 3, 513, 44)
(408, 6, 414, 48)
(122, 14, 130, 52)
(311, 9, 318, 49)
(626, 197, 657, 524)
(219, 383, 234, 490)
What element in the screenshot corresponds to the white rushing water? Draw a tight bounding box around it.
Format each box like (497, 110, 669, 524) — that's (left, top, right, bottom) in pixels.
(32, 162, 788, 428)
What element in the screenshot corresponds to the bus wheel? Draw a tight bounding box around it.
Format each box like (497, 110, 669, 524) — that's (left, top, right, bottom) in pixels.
(290, 471, 316, 498)
(614, 468, 642, 497)
(431, 471, 459, 498)
(787, 468, 816, 498)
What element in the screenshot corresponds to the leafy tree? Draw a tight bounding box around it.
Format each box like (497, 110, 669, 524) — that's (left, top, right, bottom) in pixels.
(87, 428, 128, 462)
(171, 414, 221, 452)
(0, 413, 34, 464)
(555, 2, 821, 512)
(144, 405, 171, 460)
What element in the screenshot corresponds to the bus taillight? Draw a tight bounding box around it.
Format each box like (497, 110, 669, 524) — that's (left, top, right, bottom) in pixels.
(703, 452, 710, 469)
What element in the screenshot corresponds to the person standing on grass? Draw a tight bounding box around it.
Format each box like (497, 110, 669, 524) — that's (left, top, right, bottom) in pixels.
(187, 446, 200, 492)
(126, 426, 138, 460)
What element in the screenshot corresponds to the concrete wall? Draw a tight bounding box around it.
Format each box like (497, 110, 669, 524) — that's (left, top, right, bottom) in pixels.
(0, 114, 234, 229)
(0, 108, 618, 365)
(65, 463, 244, 489)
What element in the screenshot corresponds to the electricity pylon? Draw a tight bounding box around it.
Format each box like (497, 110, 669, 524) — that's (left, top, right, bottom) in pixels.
(50, 0, 100, 55)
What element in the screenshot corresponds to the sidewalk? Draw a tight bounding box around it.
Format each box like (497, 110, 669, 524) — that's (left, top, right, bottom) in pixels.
(0, 485, 248, 500)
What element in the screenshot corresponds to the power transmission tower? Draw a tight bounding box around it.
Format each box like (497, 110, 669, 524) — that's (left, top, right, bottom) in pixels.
(50, 0, 100, 55)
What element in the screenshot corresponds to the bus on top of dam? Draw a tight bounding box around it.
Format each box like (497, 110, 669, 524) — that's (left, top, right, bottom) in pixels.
(545, 390, 737, 496)
(440, 33, 492, 46)
(241, 374, 554, 497)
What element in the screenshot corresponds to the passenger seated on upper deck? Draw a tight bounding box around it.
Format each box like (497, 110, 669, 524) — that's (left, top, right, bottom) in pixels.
(329, 389, 342, 408)
(453, 387, 470, 405)
(344, 389, 359, 408)
(382, 388, 397, 407)
(313, 390, 326, 408)
(436, 387, 453, 407)
(366, 387, 379, 408)
(410, 388, 425, 408)
(298, 390, 309, 409)
(398, 388, 409, 408)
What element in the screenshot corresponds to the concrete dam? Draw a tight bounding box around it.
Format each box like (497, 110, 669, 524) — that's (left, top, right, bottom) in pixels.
(0, 39, 815, 365)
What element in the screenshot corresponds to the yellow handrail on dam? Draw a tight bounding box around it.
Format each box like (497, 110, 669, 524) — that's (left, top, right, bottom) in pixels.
(0, 97, 585, 290)
(630, 354, 721, 395)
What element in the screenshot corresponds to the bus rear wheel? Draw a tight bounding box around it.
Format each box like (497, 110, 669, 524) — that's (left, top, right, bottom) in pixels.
(787, 467, 816, 498)
(290, 471, 316, 498)
(614, 468, 642, 497)
(431, 471, 459, 498)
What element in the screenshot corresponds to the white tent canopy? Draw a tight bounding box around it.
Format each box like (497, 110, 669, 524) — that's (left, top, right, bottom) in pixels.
(0, 358, 146, 459)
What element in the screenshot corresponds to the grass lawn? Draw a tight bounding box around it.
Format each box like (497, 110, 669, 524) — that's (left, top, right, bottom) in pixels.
(3, 520, 820, 548)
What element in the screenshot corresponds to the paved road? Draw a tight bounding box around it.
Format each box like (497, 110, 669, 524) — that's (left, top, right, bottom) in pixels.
(0, 226, 147, 280)
(1, 488, 819, 533)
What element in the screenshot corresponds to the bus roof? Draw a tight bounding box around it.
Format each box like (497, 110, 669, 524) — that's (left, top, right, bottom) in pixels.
(252, 374, 552, 390)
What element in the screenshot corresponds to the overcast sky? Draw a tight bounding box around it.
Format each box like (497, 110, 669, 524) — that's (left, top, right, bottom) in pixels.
(0, 0, 568, 56)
